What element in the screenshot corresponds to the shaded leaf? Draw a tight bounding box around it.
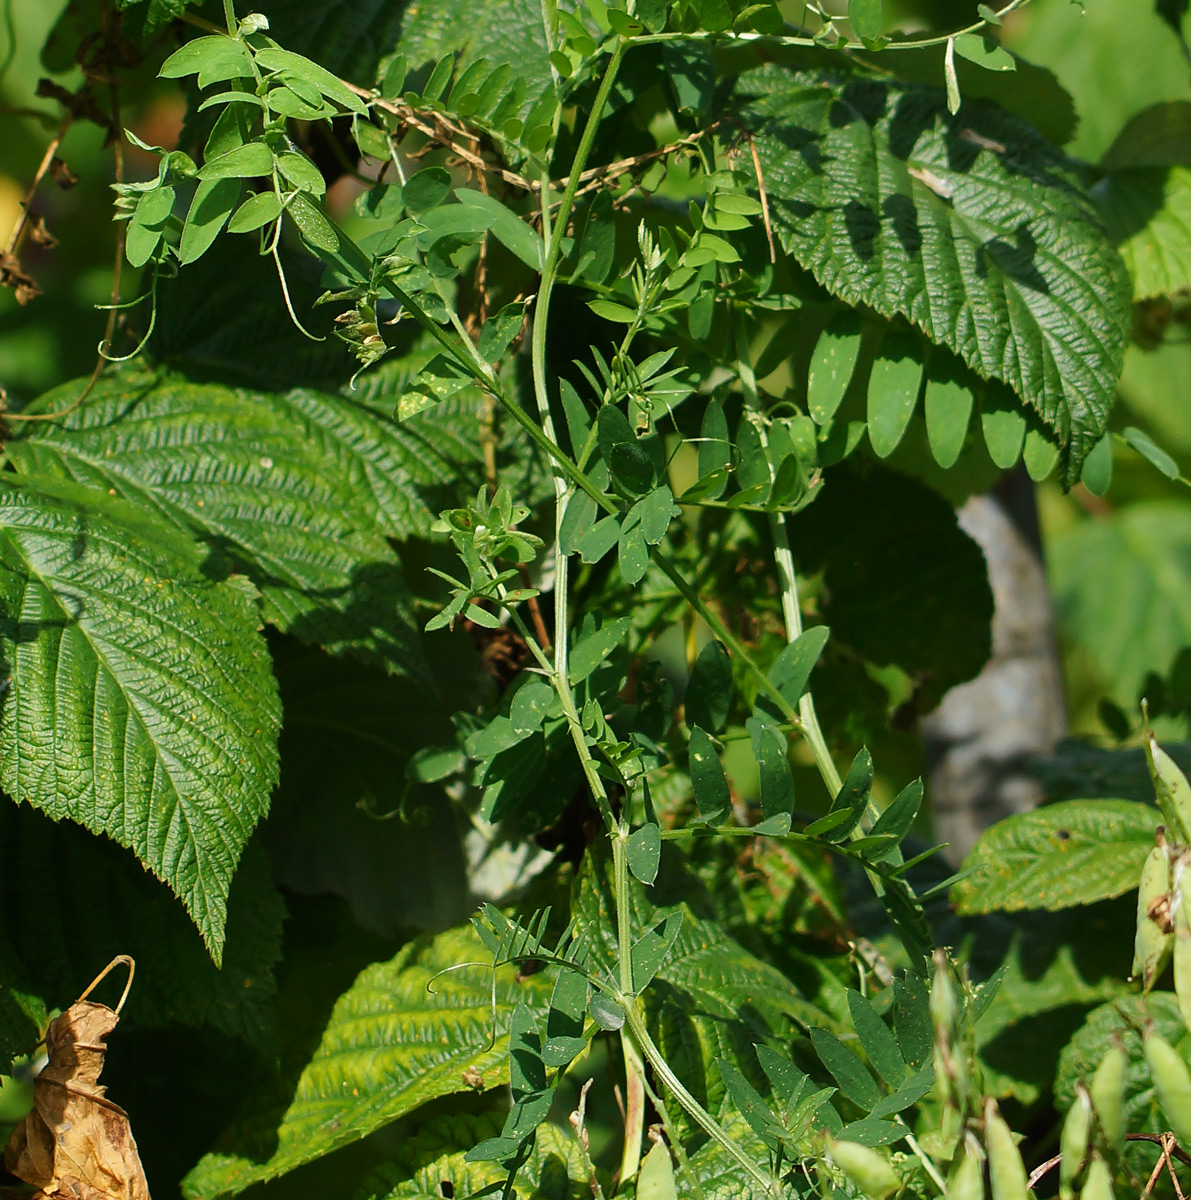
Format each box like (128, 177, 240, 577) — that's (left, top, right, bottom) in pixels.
(182, 927, 550, 1199)
(0, 477, 279, 961)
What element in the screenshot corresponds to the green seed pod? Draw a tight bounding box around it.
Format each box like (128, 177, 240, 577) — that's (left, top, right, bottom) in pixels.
(984, 1098, 1029, 1200)
(1132, 842, 1173, 992)
(827, 1139, 900, 1199)
(1059, 1085, 1092, 1200)
(1144, 1028, 1191, 1144)
(1176, 894, 1191, 1035)
(1079, 1153, 1114, 1200)
(947, 1136, 985, 1200)
(930, 950, 959, 1036)
(1089, 1043, 1127, 1153)
(1146, 730, 1191, 844)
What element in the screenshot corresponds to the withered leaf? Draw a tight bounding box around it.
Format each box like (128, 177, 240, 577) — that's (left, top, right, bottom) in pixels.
(4, 958, 150, 1200)
(0, 251, 41, 306)
(48, 158, 78, 190)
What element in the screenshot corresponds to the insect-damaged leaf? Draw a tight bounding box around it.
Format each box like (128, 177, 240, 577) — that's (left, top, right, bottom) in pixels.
(5, 957, 149, 1200)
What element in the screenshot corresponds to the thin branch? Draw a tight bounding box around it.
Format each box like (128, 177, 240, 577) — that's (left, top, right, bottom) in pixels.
(4, 117, 71, 260)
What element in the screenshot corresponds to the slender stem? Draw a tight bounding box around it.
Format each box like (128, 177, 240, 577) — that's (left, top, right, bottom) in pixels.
(221, 0, 236, 34)
(629, 0, 1038, 53)
(651, 553, 802, 730)
(621, 1002, 781, 1199)
(732, 316, 841, 796)
(900, 1123, 946, 1194)
(617, 1027, 646, 1187)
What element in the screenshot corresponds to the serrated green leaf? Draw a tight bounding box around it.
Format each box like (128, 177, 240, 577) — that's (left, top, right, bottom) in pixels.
(953, 799, 1158, 914)
(266, 639, 480, 937)
(742, 69, 1131, 483)
(952, 33, 1015, 71)
(785, 464, 992, 704)
(0, 802, 284, 1053)
(0, 477, 280, 961)
(183, 926, 551, 1199)
(9, 371, 432, 682)
(1099, 166, 1191, 300)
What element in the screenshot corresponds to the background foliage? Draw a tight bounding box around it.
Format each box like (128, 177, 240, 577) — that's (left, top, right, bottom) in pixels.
(4, 1, 1191, 1199)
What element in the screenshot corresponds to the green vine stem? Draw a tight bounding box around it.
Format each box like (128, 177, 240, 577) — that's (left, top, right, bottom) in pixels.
(612, 834, 783, 1200)
(732, 316, 843, 796)
(631, 0, 1037, 54)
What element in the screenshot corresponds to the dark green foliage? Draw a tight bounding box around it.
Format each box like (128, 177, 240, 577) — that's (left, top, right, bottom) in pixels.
(0, 3, 1166, 1199)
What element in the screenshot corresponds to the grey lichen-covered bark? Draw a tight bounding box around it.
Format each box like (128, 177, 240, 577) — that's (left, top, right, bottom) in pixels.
(923, 469, 1068, 863)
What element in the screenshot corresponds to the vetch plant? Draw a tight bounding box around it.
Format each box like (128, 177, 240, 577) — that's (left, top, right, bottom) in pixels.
(3, 1, 1191, 1199)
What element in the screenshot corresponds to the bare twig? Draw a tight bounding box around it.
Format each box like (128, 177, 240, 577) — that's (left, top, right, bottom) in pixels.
(1029, 1132, 1191, 1193)
(5, 0, 127, 425)
(4, 117, 71, 261)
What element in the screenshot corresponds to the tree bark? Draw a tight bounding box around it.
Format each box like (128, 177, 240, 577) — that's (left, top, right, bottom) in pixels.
(922, 467, 1068, 863)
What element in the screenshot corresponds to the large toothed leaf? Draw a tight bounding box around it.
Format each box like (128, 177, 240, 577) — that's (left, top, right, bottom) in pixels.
(953, 799, 1159, 915)
(181, 926, 551, 1200)
(0, 477, 280, 961)
(737, 69, 1131, 484)
(7, 369, 456, 682)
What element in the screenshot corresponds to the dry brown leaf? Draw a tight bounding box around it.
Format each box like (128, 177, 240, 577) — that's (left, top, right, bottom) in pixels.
(4, 957, 150, 1200)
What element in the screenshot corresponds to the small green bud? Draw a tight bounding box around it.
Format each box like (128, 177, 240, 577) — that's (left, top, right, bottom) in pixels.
(827, 1140, 900, 1199)
(1146, 729, 1191, 844)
